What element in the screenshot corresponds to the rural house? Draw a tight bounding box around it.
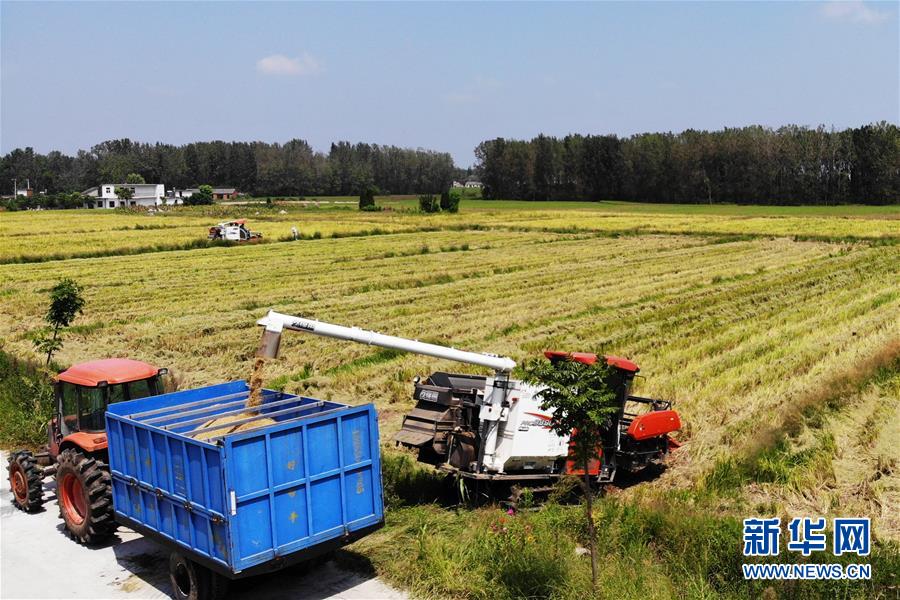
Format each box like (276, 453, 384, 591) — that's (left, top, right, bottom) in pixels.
(213, 187, 238, 200)
(82, 183, 168, 208)
(170, 187, 239, 201)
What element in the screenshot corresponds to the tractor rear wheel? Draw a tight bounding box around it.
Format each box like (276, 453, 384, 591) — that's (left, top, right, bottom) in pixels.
(55, 449, 116, 544)
(7, 450, 44, 512)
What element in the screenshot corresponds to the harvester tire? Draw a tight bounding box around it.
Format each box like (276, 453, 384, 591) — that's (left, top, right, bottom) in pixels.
(55, 449, 116, 544)
(7, 450, 44, 512)
(168, 552, 229, 600)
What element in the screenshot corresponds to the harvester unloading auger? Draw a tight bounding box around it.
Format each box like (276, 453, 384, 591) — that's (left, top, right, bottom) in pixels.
(258, 310, 682, 488)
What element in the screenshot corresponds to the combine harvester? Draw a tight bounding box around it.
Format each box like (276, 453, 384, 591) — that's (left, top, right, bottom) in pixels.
(207, 219, 262, 242)
(7, 354, 383, 600)
(257, 311, 682, 499)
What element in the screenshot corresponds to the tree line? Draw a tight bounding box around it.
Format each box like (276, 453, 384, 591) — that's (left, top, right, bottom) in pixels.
(3, 123, 897, 206)
(475, 123, 899, 205)
(1, 138, 460, 199)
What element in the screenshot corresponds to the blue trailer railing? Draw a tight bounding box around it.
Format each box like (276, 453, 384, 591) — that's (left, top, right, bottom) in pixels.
(105, 381, 384, 576)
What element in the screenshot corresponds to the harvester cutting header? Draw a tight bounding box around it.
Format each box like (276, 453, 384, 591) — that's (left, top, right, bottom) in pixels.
(257, 310, 681, 485)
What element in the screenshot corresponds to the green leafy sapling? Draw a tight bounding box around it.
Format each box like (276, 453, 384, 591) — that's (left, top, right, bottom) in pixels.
(32, 278, 85, 365)
(522, 354, 618, 589)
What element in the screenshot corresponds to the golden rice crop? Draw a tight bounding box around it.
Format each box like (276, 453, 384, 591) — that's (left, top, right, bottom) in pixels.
(3, 202, 896, 263)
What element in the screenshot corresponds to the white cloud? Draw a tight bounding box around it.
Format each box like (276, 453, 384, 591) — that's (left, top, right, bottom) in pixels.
(821, 1, 890, 25)
(256, 53, 322, 76)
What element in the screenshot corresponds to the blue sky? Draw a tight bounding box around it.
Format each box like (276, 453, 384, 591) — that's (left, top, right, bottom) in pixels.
(2, 1, 897, 166)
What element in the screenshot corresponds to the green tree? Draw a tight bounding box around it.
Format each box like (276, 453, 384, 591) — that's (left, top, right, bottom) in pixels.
(185, 184, 214, 205)
(359, 184, 379, 211)
(522, 355, 618, 590)
(418, 194, 440, 213)
(125, 172, 146, 184)
(439, 189, 461, 213)
(32, 278, 86, 365)
(114, 186, 133, 201)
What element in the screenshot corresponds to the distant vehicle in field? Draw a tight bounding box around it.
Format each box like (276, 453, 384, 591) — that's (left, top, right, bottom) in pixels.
(208, 219, 262, 242)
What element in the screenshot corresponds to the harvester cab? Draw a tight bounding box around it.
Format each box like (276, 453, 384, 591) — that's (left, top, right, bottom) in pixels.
(8, 358, 166, 543)
(543, 351, 681, 482)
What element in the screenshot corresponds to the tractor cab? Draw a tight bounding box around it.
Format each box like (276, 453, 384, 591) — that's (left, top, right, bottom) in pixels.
(9, 358, 168, 537)
(51, 359, 166, 458)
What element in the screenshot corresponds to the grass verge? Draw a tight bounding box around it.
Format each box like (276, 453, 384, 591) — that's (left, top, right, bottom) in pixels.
(0, 349, 55, 449)
(354, 457, 900, 599)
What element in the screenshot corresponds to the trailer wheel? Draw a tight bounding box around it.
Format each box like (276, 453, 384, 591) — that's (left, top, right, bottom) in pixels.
(168, 553, 229, 600)
(55, 449, 116, 544)
(7, 450, 44, 512)
(205, 569, 229, 600)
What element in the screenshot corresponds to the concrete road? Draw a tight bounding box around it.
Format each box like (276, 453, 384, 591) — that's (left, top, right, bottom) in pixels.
(1, 452, 404, 600)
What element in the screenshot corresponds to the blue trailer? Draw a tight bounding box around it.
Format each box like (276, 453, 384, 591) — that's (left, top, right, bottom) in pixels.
(105, 380, 384, 598)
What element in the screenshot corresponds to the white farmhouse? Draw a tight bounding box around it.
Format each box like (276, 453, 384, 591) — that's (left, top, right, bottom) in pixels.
(464, 180, 483, 189)
(82, 183, 170, 209)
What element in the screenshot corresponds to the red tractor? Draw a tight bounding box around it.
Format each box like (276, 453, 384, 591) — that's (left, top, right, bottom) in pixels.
(7, 358, 167, 544)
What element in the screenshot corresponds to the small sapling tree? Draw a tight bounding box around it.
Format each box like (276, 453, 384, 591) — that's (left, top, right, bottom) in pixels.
(32, 278, 86, 365)
(522, 355, 618, 590)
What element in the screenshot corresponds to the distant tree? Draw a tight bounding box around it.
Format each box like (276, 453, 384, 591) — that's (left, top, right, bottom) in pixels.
(114, 186, 133, 201)
(359, 184, 379, 211)
(32, 278, 85, 365)
(418, 194, 440, 213)
(185, 184, 214, 205)
(125, 172, 146, 184)
(522, 355, 619, 591)
(440, 189, 461, 213)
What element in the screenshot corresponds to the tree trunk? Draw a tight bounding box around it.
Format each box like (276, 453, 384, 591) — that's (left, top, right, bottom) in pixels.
(583, 463, 598, 589)
(45, 325, 59, 366)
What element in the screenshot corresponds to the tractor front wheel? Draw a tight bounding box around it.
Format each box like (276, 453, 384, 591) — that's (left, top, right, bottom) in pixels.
(55, 449, 116, 544)
(7, 450, 44, 512)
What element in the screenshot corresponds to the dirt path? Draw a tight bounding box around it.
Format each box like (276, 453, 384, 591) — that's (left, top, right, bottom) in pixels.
(0, 451, 405, 600)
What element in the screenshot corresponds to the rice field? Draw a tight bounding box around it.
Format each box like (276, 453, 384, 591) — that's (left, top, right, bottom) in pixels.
(1, 201, 897, 597)
(2, 201, 897, 263)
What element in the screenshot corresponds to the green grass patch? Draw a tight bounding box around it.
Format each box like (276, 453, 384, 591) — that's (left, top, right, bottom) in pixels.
(355, 478, 899, 599)
(0, 350, 55, 449)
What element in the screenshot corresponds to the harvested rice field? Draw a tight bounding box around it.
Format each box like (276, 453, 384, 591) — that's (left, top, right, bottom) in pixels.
(2, 200, 897, 263)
